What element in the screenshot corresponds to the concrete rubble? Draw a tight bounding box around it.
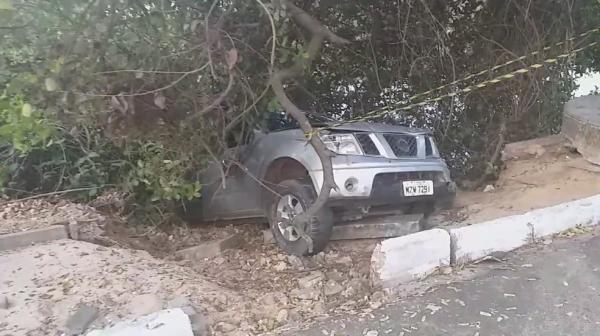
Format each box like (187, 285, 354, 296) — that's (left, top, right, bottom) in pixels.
(501, 134, 565, 161)
(263, 214, 423, 244)
(175, 233, 243, 261)
(86, 309, 194, 336)
(66, 304, 99, 335)
(563, 95, 600, 165)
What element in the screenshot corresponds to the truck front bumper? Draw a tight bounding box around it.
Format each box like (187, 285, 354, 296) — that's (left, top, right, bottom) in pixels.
(309, 157, 456, 209)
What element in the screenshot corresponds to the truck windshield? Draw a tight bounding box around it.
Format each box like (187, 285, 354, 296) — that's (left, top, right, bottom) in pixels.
(265, 111, 335, 131)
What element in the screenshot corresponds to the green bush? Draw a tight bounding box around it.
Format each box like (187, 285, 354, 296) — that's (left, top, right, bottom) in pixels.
(123, 141, 201, 202)
(0, 92, 200, 211)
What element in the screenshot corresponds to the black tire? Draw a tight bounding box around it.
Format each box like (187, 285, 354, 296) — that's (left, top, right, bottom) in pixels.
(178, 198, 204, 223)
(268, 179, 333, 256)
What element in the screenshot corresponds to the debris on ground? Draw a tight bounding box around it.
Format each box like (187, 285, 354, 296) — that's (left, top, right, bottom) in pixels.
(482, 185, 495, 193)
(86, 308, 194, 336)
(65, 304, 99, 335)
(557, 224, 593, 238)
(175, 233, 243, 261)
(0, 198, 105, 236)
(3, 141, 600, 335)
(0, 239, 255, 335)
(501, 134, 565, 161)
(0, 227, 380, 335)
(444, 151, 600, 225)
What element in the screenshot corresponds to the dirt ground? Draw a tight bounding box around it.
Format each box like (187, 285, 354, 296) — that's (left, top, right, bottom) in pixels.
(0, 239, 248, 335)
(0, 199, 380, 335)
(444, 150, 600, 225)
(105, 220, 381, 334)
(2, 146, 600, 335)
(0, 198, 105, 235)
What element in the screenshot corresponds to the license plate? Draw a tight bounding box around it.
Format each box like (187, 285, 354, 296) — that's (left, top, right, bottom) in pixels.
(403, 180, 434, 196)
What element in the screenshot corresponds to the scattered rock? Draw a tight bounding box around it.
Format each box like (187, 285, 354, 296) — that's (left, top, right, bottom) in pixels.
(215, 321, 237, 333)
(369, 291, 385, 309)
(501, 134, 564, 161)
(276, 309, 288, 323)
(324, 252, 340, 263)
(439, 266, 453, 275)
(366, 330, 379, 336)
(189, 313, 210, 336)
(370, 291, 385, 302)
(326, 269, 344, 282)
(287, 255, 304, 269)
(213, 257, 226, 265)
(127, 294, 162, 317)
(288, 309, 302, 322)
(65, 304, 99, 335)
(273, 292, 290, 306)
(312, 252, 326, 263)
(275, 253, 286, 261)
(273, 261, 287, 271)
(68, 220, 80, 240)
(336, 256, 353, 266)
(290, 288, 320, 301)
(166, 296, 196, 316)
(298, 271, 324, 289)
(260, 293, 276, 306)
(324, 279, 343, 296)
(483, 184, 495, 193)
(262, 230, 275, 244)
(176, 233, 243, 261)
(369, 301, 382, 310)
(342, 278, 365, 298)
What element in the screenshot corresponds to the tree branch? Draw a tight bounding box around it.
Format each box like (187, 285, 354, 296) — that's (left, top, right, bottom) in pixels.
(270, 0, 349, 252)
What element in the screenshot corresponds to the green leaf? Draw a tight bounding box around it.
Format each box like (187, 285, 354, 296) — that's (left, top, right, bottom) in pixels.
(45, 78, 58, 92)
(21, 103, 32, 117)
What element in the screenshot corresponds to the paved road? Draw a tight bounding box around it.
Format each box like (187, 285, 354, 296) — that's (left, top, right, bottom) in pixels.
(296, 230, 600, 336)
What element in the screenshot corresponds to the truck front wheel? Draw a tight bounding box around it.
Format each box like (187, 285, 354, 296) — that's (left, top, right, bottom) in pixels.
(268, 179, 333, 256)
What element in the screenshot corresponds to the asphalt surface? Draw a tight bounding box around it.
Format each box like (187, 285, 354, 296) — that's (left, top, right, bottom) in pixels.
(295, 229, 600, 336)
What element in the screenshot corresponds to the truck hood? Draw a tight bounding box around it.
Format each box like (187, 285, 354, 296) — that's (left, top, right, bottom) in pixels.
(325, 122, 430, 135)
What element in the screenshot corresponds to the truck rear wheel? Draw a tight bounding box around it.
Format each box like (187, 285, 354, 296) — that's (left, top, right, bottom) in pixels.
(268, 179, 333, 256)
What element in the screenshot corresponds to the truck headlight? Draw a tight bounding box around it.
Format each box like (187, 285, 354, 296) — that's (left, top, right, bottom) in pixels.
(320, 133, 363, 155)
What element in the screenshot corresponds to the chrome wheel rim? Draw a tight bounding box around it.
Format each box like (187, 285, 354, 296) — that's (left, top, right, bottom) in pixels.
(276, 194, 305, 242)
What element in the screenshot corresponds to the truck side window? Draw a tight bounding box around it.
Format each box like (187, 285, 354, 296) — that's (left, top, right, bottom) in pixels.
(226, 121, 254, 148)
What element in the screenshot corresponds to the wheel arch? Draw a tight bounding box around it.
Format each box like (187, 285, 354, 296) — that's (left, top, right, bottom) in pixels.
(261, 157, 316, 207)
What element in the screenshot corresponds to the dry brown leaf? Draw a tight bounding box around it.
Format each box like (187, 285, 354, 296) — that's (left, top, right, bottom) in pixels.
(154, 93, 167, 109)
(225, 48, 238, 70)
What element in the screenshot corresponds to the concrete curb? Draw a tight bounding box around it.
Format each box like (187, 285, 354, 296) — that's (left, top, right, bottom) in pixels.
(371, 194, 600, 288)
(370, 228, 450, 288)
(450, 216, 534, 265)
(450, 194, 600, 265)
(529, 194, 600, 238)
(0, 225, 69, 251)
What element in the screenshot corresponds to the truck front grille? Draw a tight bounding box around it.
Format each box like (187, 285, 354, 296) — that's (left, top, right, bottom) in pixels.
(374, 171, 443, 183)
(383, 134, 418, 157)
(355, 133, 380, 155)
